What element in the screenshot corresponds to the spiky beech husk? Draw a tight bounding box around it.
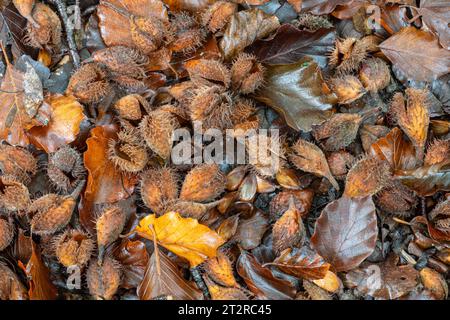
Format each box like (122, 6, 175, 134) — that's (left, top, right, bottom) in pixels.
(203, 251, 237, 287)
(25, 3, 61, 49)
(0, 218, 14, 251)
(230, 53, 265, 94)
(303, 280, 333, 300)
(166, 200, 214, 220)
(201, 1, 237, 33)
(113, 94, 150, 121)
(47, 146, 85, 192)
(54, 229, 94, 268)
(359, 57, 391, 92)
(269, 189, 314, 221)
(0, 175, 30, 213)
(330, 75, 366, 104)
(96, 206, 126, 260)
(66, 63, 113, 104)
(87, 256, 121, 300)
(327, 151, 355, 179)
(139, 107, 179, 159)
(312, 113, 362, 151)
(0, 262, 28, 300)
(29, 183, 83, 235)
(169, 12, 206, 53)
(0, 144, 37, 183)
(140, 167, 179, 215)
(187, 59, 231, 88)
(231, 98, 259, 135)
(92, 46, 148, 79)
(344, 156, 391, 198)
(180, 164, 225, 203)
(329, 35, 381, 74)
(294, 13, 333, 32)
(108, 128, 148, 173)
(188, 86, 233, 130)
(130, 15, 166, 54)
(389, 88, 429, 158)
(428, 200, 450, 234)
(425, 139, 450, 165)
(375, 181, 417, 217)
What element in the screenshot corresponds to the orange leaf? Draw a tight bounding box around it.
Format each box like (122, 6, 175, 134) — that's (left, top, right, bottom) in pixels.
(79, 124, 137, 232)
(135, 211, 225, 267)
(28, 94, 86, 153)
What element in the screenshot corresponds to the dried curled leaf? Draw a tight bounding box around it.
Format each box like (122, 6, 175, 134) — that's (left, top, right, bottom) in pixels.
(311, 196, 378, 272)
(136, 211, 225, 267)
(219, 8, 280, 60)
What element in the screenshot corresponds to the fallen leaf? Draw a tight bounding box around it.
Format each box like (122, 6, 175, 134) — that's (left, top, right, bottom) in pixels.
(135, 211, 225, 267)
(18, 241, 58, 300)
(369, 127, 418, 171)
(264, 246, 330, 280)
(248, 24, 336, 68)
(27, 94, 87, 153)
(344, 255, 419, 300)
(232, 210, 269, 250)
(379, 27, 450, 82)
(138, 249, 203, 300)
(219, 8, 280, 60)
(416, 0, 450, 50)
(113, 239, 149, 289)
(0, 262, 28, 300)
(255, 57, 337, 132)
(163, 0, 213, 12)
(80, 124, 137, 232)
(237, 250, 296, 300)
(301, 0, 349, 15)
(394, 160, 450, 196)
(311, 196, 378, 272)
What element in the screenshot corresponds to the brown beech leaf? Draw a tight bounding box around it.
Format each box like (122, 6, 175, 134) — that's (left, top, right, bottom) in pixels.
(232, 210, 269, 250)
(344, 255, 419, 300)
(379, 27, 450, 82)
(113, 239, 149, 289)
(311, 196, 378, 272)
(255, 57, 337, 132)
(97, 0, 169, 49)
(28, 94, 87, 153)
(219, 8, 280, 60)
(0, 262, 28, 300)
(135, 211, 225, 267)
(237, 250, 297, 300)
(163, 0, 213, 12)
(265, 246, 331, 280)
(394, 160, 450, 197)
(18, 241, 57, 300)
(247, 24, 336, 68)
(416, 0, 450, 49)
(80, 124, 137, 232)
(138, 249, 203, 300)
(301, 0, 349, 15)
(369, 127, 418, 171)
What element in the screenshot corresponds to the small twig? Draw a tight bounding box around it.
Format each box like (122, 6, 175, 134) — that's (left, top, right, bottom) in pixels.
(51, 0, 81, 69)
(190, 266, 210, 299)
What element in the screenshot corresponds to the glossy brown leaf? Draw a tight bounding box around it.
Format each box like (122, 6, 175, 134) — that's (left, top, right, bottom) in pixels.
(219, 8, 280, 60)
(394, 160, 450, 197)
(369, 127, 418, 171)
(345, 255, 419, 300)
(311, 196, 378, 272)
(232, 210, 269, 250)
(237, 250, 296, 300)
(248, 24, 336, 68)
(113, 239, 149, 289)
(265, 246, 330, 280)
(80, 124, 137, 232)
(380, 27, 450, 82)
(163, 0, 213, 12)
(28, 94, 87, 153)
(301, 0, 349, 15)
(138, 249, 203, 300)
(18, 241, 57, 300)
(416, 0, 450, 49)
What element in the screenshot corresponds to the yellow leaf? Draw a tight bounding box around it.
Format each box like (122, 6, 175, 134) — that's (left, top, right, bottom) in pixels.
(135, 211, 225, 267)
